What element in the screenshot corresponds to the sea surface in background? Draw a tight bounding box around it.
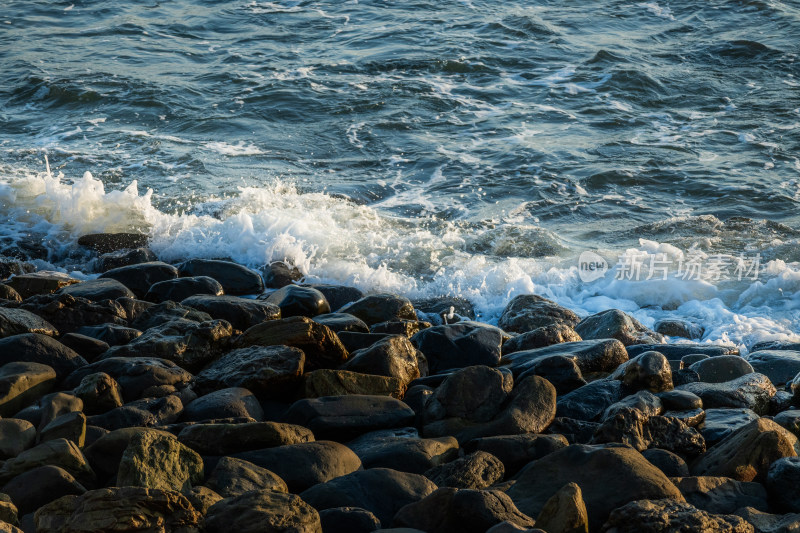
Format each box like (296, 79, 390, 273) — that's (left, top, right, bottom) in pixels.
(1, 0, 800, 350)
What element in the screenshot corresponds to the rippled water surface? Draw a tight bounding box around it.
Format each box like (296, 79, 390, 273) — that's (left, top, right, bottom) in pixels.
(1, 0, 800, 348)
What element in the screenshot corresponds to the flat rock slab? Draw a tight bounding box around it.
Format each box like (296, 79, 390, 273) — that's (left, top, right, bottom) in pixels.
(502, 339, 628, 377)
(0, 308, 58, 338)
(287, 395, 415, 441)
(178, 421, 314, 456)
(194, 345, 304, 398)
(57, 278, 135, 301)
(181, 295, 280, 331)
(744, 350, 800, 386)
(0, 362, 57, 417)
(677, 373, 776, 415)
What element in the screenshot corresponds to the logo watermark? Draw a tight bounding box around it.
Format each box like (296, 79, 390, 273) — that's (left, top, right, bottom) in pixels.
(578, 251, 609, 282)
(578, 251, 762, 282)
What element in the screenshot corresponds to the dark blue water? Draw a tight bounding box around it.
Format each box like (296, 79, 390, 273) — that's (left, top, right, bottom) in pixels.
(1, 0, 800, 348)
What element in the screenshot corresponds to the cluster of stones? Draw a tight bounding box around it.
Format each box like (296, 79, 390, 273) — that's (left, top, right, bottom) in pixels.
(0, 234, 798, 533)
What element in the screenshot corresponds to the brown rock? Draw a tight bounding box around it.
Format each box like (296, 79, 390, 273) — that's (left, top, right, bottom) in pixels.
(304, 369, 406, 399)
(117, 432, 203, 492)
(205, 490, 321, 533)
(498, 294, 580, 333)
(5, 272, 79, 299)
(19, 293, 127, 334)
(237, 316, 348, 369)
(601, 498, 754, 533)
(206, 456, 287, 498)
(177, 421, 314, 456)
(535, 482, 589, 533)
(502, 324, 583, 355)
(0, 362, 57, 417)
(343, 335, 423, 385)
(0, 307, 58, 338)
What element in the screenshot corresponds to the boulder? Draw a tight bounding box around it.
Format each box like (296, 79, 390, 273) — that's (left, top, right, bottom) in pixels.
(57, 333, 110, 361)
(82, 427, 174, 480)
(576, 309, 664, 346)
(319, 507, 381, 533)
(678, 373, 776, 415)
(182, 388, 263, 422)
(117, 431, 203, 492)
(498, 294, 579, 333)
(72, 372, 123, 415)
(177, 259, 264, 295)
(237, 316, 348, 370)
(601, 498, 754, 533)
(735, 507, 800, 533)
(206, 456, 287, 497)
(535, 482, 589, 533)
(603, 390, 664, 420)
(1, 465, 86, 516)
(701, 408, 760, 446)
(19, 293, 127, 334)
(62, 357, 192, 403)
(0, 438, 94, 487)
(343, 335, 424, 386)
(97, 247, 157, 272)
(502, 324, 582, 355)
(233, 441, 362, 493)
(609, 351, 672, 393)
(338, 331, 393, 352)
(76, 324, 142, 347)
(412, 296, 476, 324)
(673, 476, 768, 515)
(411, 322, 505, 374)
(178, 421, 313, 456)
(195, 345, 304, 398)
(99, 261, 178, 299)
(774, 410, 800, 439)
(40, 412, 87, 447)
(304, 369, 406, 399)
(263, 261, 303, 289)
(463, 434, 569, 477)
(181, 295, 280, 331)
(263, 285, 330, 318)
(745, 350, 800, 386)
(627, 344, 735, 359)
(517, 354, 587, 395)
(87, 394, 183, 431)
(642, 449, 689, 477)
(766, 457, 800, 512)
(502, 339, 628, 377)
(653, 319, 704, 339)
(185, 486, 222, 515)
(129, 300, 211, 331)
(690, 356, 755, 384)
(5, 272, 79, 299)
(204, 489, 321, 533)
(338, 294, 417, 326)
(506, 444, 684, 530)
(0, 419, 36, 459)
(346, 430, 459, 474)
(33, 487, 201, 533)
(300, 468, 436, 525)
(57, 278, 134, 301)
(0, 334, 85, 380)
(692, 418, 798, 482)
(556, 379, 625, 421)
(144, 276, 223, 303)
(101, 318, 232, 372)
(657, 390, 702, 411)
(0, 362, 57, 417)
(371, 320, 431, 337)
(307, 284, 364, 312)
(424, 451, 504, 489)
(0, 308, 58, 338)
(424, 366, 512, 424)
(592, 407, 706, 457)
(0, 284, 22, 303)
(287, 395, 414, 441)
(313, 313, 369, 333)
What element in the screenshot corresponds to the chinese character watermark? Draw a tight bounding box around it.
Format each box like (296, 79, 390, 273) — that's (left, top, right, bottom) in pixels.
(578, 251, 762, 282)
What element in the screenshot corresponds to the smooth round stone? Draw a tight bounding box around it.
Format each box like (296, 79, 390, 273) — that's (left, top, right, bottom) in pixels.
(641, 448, 689, 477)
(767, 457, 800, 512)
(657, 390, 703, 411)
(681, 354, 710, 367)
(689, 356, 755, 384)
(700, 408, 760, 445)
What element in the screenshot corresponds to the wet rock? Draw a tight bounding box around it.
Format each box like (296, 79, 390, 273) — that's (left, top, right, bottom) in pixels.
(627, 344, 735, 359)
(517, 355, 587, 395)
(63, 356, 192, 403)
(307, 284, 364, 312)
(304, 369, 406, 399)
(502, 324, 582, 355)
(0, 284, 22, 303)
(129, 300, 211, 330)
(313, 312, 369, 333)
(19, 293, 127, 334)
(664, 408, 706, 427)
(181, 295, 280, 331)
(610, 351, 673, 392)
(1, 465, 86, 516)
(338, 331, 393, 352)
(40, 412, 87, 447)
(413, 296, 477, 324)
(5, 272, 79, 300)
(672, 368, 701, 387)
(195, 345, 304, 398)
(87, 394, 183, 430)
(101, 318, 232, 372)
(690, 356, 755, 384)
(642, 448, 689, 477)
(206, 456, 287, 497)
(745, 350, 800, 387)
(674, 476, 768, 515)
(556, 379, 624, 421)
(503, 339, 628, 377)
(593, 407, 706, 457)
(262, 285, 330, 318)
(394, 487, 536, 533)
(0, 419, 35, 459)
(57, 278, 135, 301)
(182, 388, 263, 422)
(0, 308, 58, 338)
(204, 489, 320, 533)
(33, 487, 201, 533)
(76, 323, 141, 346)
(535, 482, 589, 533)
(735, 507, 800, 533)
(300, 468, 436, 525)
(346, 430, 459, 474)
(99, 261, 179, 299)
(498, 294, 580, 333)
(751, 340, 800, 352)
(603, 391, 664, 420)
(766, 457, 800, 512)
(0, 493, 18, 529)
(343, 335, 424, 386)
(701, 408, 761, 446)
(769, 390, 793, 415)
(692, 418, 798, 482)
(576, 309, 664, 346)
(773, 410, 800, 439)
(682, 353, 710, 367)
(424, 366, 512, 424)
(657, 389, 703, 411)
(72, 372, 123, 415)
(412, 322, 506, 374)
(263, 261, 303, 289)
(506, 444, 684, 530)
(654, 319, 705, 340)
(177, 259, 264, 295)
(117, 431, 203, 491)
(78, 233, 149, 254)
(678, 373, 776, 415)
(233, 440, 362, 493)
(144, 275, 224, 303)
(0, 438, 94, 487)
(601, 498, 754, 533)
(424, 451, 504, 489)
(178, 421, 313, 456)
(97, 247, 157, 272)
(319, 507, 381, 533)
(338, 293, 417, 326)
(237, 316, 348, 370)
(287, 395, 414, 441)
(0, 362, 57, 417)
(463, 434, 569, 477)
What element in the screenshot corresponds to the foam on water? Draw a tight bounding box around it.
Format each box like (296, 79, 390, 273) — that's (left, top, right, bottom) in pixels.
(2, 166, 799, 352)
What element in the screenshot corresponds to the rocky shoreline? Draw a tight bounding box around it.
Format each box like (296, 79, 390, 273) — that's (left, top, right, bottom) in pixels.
(0, 234, 798, 532)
